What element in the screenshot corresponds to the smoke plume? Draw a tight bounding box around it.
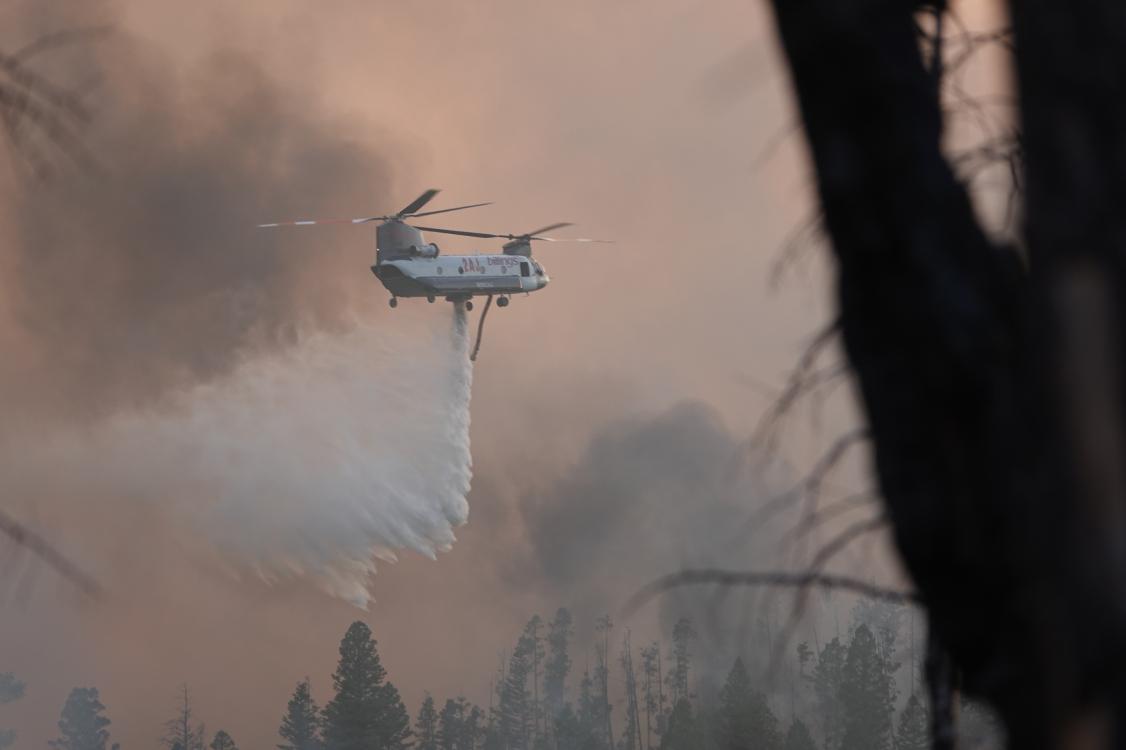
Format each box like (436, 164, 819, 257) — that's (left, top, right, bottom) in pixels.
(0, 9, 479, 604)
(5, 307, 473, 606)
(512, 402, 795, 691)
(0, 25, 397, 423)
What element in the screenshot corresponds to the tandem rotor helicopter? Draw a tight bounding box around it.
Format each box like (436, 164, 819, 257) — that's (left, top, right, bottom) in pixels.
(259, 189, 608, 311)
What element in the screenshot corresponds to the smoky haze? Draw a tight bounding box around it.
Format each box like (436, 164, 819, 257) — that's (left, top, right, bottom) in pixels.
(0, 0, 913, 748)
(0, 21, 395, 422)
(519, 403, 769, 616)
(514, 400, 813, 697)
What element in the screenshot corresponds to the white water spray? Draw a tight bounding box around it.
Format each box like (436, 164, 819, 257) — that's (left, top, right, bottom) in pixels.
(7, 306, 475, 607)
(194, 306, 474, 604)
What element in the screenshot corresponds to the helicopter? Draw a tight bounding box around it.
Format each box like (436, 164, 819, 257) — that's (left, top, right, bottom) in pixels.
(259, 189, 606, 311)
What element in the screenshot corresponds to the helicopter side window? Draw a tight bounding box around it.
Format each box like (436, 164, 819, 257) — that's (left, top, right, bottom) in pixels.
(520, 262, 530, 278)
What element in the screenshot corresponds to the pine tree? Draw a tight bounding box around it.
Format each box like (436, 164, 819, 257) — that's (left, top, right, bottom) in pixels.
(714, 658, 779, 750)
(210, 730, 238, 750)
(849, 601, 902, 668)
(416, 694, 439, 750)
(639, 643, 664, 750)
(894, 694, 928, 750)
(163, 685, 206, 750)
(554, 703, 600, 750)
(656, 700, 694, 750)
(500, 620, 539, 750)
(438, 697, 479, 750)
(594, 616, 614, 750)
(619, 633, 643, 750)
(49, 687, 112, 750)
(810, 638, 846, 750)
(526, 616, 546, 747)
(438, 699, 460, 750)
(545, 609, 573, 723)
(485, 656, 507, 750)
(575, 671, 607, 750)
(666, 619, 695, 706)
(279, 678, 322, 750)
(323, 621, 412, 750)
(782, 719, 816, 750)
(0, 674, 24, 750)
(838, 625, 894, 750)
(482, 712, 504, 750)
(379, 682, 413, 750)
(466, 705, 485, 750)
(795, 643, 812, 679)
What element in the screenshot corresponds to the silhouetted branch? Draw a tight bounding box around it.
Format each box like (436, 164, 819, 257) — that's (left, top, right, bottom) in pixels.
(750, 117, 801, 174)
(624, 568, 917, 616)
(769, 211, 825, 288)
(804, 515, 887, 573)
(13, 26, 113, 63)
(749, 318, 843, 450)
(0, 508, 101, 599)
(0, 28, 107, 179)
(783, 488, 878, 542)
(737, 428, 869, 540)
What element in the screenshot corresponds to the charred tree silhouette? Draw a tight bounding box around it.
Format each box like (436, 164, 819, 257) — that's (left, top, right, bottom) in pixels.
(0, 29, 107, 600)
(0, 28, 108, 180)
(765, 0, 1126, 747)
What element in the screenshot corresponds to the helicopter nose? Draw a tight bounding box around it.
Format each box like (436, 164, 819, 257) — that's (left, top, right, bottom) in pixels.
(539, 274, 550, 289)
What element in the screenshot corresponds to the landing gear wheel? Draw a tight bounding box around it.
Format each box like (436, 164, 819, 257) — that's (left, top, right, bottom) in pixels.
(427, 295, 436, 303)
(389, 297, 398, 309)
(464, 300, 474, 312)
(496, 296, 510, 308)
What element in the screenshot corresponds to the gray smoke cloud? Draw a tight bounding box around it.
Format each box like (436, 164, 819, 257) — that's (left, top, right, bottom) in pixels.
(0, 1, 901, 747)
(521, 402, 756, 603)
(0, 20, 396, 422)
(509, 401, 798, 695)
(4, 306, 474, 607)
(0, 0, 484, 601)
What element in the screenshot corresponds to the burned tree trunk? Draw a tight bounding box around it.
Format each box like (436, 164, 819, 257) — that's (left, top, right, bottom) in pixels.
(767, 0, 1126, 745)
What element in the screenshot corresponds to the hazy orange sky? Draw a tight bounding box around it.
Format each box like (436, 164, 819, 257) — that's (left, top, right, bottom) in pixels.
(0, 1, 1016, 747)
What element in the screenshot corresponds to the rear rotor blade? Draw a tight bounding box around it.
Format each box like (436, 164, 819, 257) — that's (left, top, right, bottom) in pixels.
(396, 189, 440, 217)
(409, 201, 493, 218)
(525, 222, 573, 236)
(412, 225, 506, 239)
(529, 236, 613, 243)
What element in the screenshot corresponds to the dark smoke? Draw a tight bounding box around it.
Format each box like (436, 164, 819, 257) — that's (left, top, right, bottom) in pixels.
(0, 25, 396, 422)
(515, 401, 786, 692)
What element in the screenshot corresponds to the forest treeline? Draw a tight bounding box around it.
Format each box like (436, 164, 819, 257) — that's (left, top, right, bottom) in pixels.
(6, 603, 976, 750)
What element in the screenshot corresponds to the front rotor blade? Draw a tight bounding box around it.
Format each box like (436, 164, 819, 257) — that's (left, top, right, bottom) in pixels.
(412, 225, 505, 239)
(257, 216, 385, 228)
(525, 222, 573, 236)
(409, 201, 493, 218)
(396, 189, 440, 217)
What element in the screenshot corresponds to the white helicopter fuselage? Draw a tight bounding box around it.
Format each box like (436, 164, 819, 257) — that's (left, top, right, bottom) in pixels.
(371, 248, 549, 300)
(260, 190, 600, 309)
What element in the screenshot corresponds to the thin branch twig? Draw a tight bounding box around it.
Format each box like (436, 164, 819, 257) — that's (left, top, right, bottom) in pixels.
(624, 568, 918, 616)
(0, 508, 101, 599)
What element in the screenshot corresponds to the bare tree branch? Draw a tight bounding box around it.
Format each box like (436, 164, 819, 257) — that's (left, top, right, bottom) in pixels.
(734, 428, 869, 542)
(624, 568, 918, 616)
(0, 508, 101, 599)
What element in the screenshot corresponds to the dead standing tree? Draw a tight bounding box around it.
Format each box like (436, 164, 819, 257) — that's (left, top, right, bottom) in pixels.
(768, 0, 1126, 747)
(0, 29, 107, 600)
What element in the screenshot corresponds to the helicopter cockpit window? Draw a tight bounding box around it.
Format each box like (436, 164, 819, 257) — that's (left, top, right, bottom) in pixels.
(520, 262, 530, 277)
